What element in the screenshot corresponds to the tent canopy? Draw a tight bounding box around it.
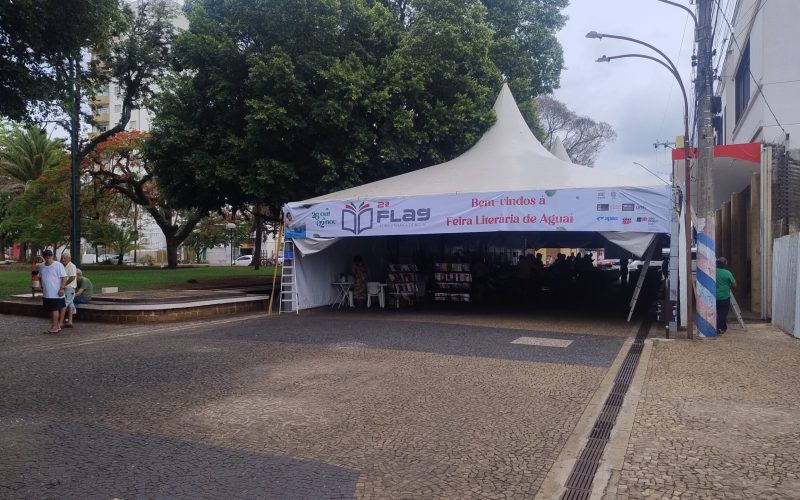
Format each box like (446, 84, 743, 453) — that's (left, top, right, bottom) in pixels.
(548, 136, 573, 164)
(296, 84, 661, 203)
(284, 84, 671, 248)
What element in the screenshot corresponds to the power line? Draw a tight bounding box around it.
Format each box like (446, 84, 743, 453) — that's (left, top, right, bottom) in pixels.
(656, 12, 692, 142)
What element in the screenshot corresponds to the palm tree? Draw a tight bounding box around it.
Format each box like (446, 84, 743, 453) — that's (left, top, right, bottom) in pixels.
(0, 126, 65, 194)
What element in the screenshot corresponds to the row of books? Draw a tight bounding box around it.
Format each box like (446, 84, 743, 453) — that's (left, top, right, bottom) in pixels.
(434, 263, 471, 272)
(434, 293, 471, 302)
(387, 273, 418, 283)
(388, 264, 419, 272)
(389, 283, 417, 293)
(433, 273, 472, 283)
(435, 282, 471, 291)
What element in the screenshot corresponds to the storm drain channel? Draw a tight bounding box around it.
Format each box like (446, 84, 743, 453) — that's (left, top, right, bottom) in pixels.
(560, 320, 651, 500)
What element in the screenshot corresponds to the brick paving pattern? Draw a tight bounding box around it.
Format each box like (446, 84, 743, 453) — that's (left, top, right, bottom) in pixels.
(616, 324, 800, 499)
(0, 311, 629, 499)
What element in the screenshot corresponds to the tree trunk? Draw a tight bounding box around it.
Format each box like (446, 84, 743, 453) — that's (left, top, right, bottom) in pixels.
(0, 236, 5, 261)
(166, 236, 179, 269)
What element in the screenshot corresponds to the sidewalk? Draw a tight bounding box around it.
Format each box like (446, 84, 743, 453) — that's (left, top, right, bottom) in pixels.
(606, 322, 800, 499)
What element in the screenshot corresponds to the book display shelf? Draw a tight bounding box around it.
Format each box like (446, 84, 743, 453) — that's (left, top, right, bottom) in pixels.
(432, 263, 471, 302)
(387, 264, 419, 308)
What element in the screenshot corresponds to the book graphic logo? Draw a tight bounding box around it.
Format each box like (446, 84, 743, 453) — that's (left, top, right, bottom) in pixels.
(342, 201, 374, 235)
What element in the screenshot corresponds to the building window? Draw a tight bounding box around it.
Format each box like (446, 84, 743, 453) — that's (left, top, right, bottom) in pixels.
(114, 104, 122, 113)
(129, 121, 137, 130)
(734, 40, 750, 123)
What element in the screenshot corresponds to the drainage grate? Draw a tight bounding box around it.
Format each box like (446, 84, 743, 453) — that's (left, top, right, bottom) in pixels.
(560, 320, 651, 500)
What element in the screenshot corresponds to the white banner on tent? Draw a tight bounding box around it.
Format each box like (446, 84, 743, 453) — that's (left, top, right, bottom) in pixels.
(284, 186, 671, 239)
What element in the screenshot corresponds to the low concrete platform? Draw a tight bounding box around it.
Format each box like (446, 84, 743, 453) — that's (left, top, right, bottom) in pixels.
(0, 286, 271, 323)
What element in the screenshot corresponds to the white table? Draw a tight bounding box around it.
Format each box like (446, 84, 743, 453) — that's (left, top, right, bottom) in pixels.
(331, 282, 354, 308)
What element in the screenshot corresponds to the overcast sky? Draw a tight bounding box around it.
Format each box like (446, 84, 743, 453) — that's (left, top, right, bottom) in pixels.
(554, 0, 697, 182)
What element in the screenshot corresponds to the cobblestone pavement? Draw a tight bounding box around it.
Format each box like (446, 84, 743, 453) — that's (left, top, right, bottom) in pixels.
(614, 323, 800, 499)
(0, 310, 632, 499)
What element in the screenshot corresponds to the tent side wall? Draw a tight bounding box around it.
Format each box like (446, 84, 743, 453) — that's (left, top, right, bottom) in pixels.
(295, 237, 391, 309)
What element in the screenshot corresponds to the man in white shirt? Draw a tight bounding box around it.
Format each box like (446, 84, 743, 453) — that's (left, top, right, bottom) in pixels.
(38, 249, 68, 334)
(60, 252, 77, 327)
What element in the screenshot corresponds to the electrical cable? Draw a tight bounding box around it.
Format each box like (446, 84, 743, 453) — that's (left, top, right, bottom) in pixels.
(656, 12, 691, 142)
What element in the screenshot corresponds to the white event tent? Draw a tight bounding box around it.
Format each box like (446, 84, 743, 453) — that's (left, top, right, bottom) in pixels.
(283, 84, 672, 309)
(548, 136, 573, 163)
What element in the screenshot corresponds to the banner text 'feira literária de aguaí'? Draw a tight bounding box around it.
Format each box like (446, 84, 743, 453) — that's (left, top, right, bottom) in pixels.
(284, 187, 671, 239)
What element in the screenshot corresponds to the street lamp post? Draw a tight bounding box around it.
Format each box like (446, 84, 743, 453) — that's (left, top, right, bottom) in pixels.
(225, 223, 236, 266)
(589, 32, 695, 338)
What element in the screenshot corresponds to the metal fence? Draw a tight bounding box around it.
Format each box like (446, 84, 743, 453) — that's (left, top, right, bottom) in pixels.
(773, 148, 800, 237)
(772, 233, 800, 338)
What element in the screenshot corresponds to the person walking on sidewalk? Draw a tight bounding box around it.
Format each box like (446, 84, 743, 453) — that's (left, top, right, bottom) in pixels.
(60, 252, 77, 328)
(716, 257, 737, 335)
(38, 249, 68, 334)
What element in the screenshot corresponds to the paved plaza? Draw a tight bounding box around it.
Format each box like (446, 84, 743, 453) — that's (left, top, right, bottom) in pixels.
(1, 309, 799, 499)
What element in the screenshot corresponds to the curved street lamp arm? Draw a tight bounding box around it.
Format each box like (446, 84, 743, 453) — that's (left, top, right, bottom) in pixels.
(655, 0, 697, 28)
(596, 54, 688, 122)
(587, 32, 681, 84)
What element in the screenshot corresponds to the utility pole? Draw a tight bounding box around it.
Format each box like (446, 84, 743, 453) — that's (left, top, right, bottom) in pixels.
(69, 55, 82, 266)
(695, 0, 717, 338)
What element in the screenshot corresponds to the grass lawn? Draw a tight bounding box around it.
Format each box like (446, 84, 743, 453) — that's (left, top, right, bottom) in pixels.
(0, 265, 278, 299)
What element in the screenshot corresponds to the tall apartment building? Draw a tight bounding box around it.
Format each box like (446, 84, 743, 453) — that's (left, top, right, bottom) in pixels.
(716, 0, 800, 148)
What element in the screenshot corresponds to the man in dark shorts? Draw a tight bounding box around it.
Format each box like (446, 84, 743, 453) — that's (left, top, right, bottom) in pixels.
(38, 249, 68, 334)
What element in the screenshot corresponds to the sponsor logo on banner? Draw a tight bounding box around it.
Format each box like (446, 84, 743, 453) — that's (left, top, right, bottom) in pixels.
(284, 210, 307, 238)
(622, 203, 635, 211)
(342, 201, 374, 235)
(596, 204, 609, 211)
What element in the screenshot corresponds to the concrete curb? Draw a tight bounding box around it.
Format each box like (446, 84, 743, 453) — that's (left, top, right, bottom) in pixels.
(534, 321, 642, 500)
(593, 328, 658, 499)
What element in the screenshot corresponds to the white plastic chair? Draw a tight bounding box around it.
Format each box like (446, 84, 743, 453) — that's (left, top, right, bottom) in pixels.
(366, 282, 385, 308)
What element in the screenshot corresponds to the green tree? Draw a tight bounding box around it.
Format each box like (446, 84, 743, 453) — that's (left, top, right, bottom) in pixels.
(0, 161, 72, 248)
(0, 126, 65, 194)
(382, 0, 568, 131)
(0, 0, 124, 121)
(184, 215, 230, 264)
(148, 0, 504, 219)
(85, 131, 206, 269)
(0, 189, 12, 260)
(482, 0, 568, 98)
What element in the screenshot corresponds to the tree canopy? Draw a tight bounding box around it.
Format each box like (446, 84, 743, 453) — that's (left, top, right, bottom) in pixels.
(148, 0, 568, 216)
(0, 0, 125, 121)
(0, 126, 65, 194)
(85, 131, 206, 268)
(537, 95, 617, 167)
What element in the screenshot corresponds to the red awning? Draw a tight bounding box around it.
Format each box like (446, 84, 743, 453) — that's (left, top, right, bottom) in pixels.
(672, 142, 761, 163)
